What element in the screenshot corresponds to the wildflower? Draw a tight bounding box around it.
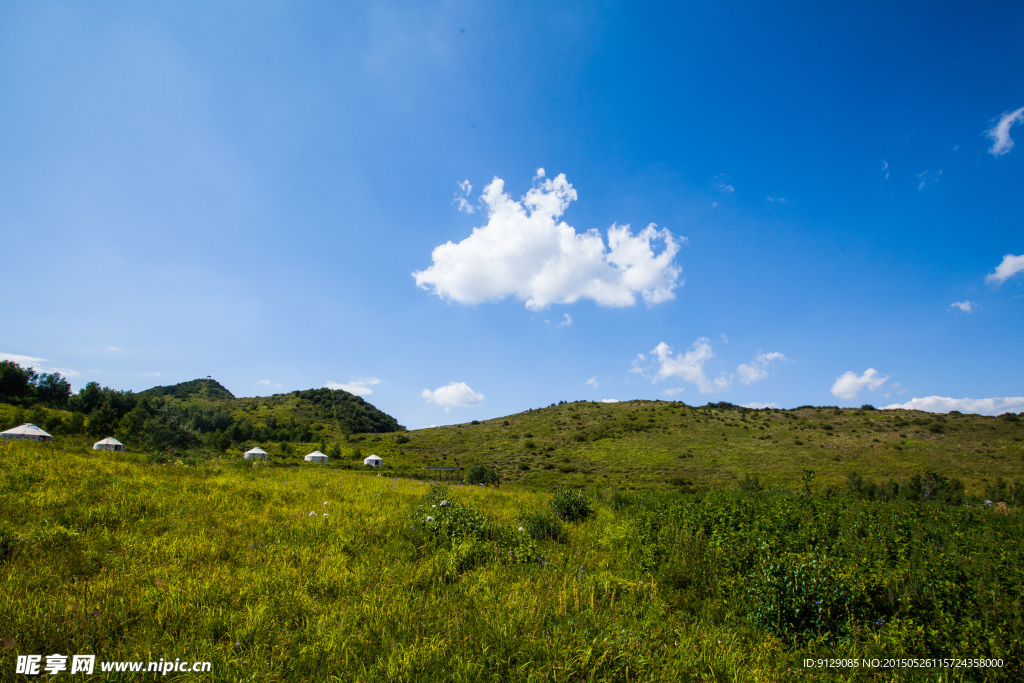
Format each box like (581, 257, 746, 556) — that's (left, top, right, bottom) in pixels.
(439, 500, 448, 507)
(984, 500, 993, 506)
(518, 526, 524, 532)
(875, 617, 886, 627)
(431, 504, 436, 509)
(323, 502, 328, 506)
(308, 511, 316, 517)
(323, 514, 328, 518)
(426, 516, 434, 522)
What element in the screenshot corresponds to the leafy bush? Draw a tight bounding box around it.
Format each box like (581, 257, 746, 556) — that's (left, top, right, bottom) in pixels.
(146, 452, 169, 465)
(465, 464, 500, 486)
(521, 510, 567, 543)
(738, 474, 763, 492)
(414, 485, 491, 546)
(747, 549, 853, 639)
(552, 488, 593, 523)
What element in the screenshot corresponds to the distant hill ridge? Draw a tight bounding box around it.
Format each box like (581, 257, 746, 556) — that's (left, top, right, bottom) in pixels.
(137, 377, 404, 435)
(139, 378, 235, 401)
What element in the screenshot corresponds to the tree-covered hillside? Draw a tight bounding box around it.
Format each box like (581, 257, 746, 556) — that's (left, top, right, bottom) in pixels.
(0, 363, 405, 454)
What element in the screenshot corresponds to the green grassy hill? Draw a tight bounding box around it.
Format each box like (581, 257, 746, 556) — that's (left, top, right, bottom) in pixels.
(334, 401, 1024, 495)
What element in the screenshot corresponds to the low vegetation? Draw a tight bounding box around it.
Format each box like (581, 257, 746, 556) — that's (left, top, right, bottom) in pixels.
(1, 440, 1022, 681)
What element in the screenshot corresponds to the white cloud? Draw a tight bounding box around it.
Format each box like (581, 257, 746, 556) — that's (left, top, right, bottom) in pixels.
(634, 339, 785, 394)
(883, 396, 1024, 416)
(765, 196, 787, 204)
(453, 179, 475, 214)
(916, 169, 941, 191)
(662, 388, 684, 397)
(744, 401, 780, 409)
(140, 371, 161, 378)
(414, 171, 684, 310)
(736, 351, 787, 385)
(638, 338, 730, 394)
(720, 334, 729, 344)
(601, 398, 619, 403)
(881, 160, 890, 180)
(830, 368, 889, 401)
(422, 381, 484, 411)
(986, 253, 1024, 285)
(586, 376, 598, 389)
(950, 300, 975, 313)
(107, 346, 124, 353)
(558, 313, 572, 327)
(985, 106, 1024, 157)
(0, 352, 80, 378)
(326, 378, 382, 396)
(714, 174, 735, 193)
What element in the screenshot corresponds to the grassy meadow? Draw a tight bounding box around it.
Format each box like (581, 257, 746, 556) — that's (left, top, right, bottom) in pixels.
(2, 433, 1023, 682)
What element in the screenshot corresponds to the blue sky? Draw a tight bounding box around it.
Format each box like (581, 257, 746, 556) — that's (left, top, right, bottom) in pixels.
(2, 1, 1022, 427)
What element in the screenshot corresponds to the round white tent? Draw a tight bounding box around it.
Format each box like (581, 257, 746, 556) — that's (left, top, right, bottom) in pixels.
(244, 447, 268, 460)
(93, 437, 125, 452)
(363, 454, 383, 467)
(1, 423, 53, 442)
(304, 450, 328, 463)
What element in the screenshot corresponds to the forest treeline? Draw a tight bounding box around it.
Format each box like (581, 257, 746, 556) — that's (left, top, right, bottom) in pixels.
(0, 361, 403, 452)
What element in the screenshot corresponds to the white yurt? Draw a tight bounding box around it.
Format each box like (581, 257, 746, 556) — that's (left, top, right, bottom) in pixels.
(304, 450, 328, 463)
(363, 454, 383, 467)
(93, 437, 125, 452)
(244, 447, 268, 460)
(1, 423, 53, 442)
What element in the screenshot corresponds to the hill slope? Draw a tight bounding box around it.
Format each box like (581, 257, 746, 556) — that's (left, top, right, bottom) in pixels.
(349, 400, 1023, 494)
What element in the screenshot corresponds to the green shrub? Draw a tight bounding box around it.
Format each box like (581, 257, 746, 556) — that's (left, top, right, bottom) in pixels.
(552, 488, 593, 523)
(738, 474, 763, 492)
(146, 452, 169, 465)
(747, 549, 853, 639)
(521, 510, 567, 543)
(414, 484, 491, 546)
(465, 464, 500, 486)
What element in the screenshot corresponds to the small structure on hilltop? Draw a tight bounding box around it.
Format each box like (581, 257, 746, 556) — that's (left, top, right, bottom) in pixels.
(304, 450, 328, 463)
(244, 447, 268, 460)
(93, 437, 125, 452)
(363, 454, 383, 467)
(1, 423, 53, 442)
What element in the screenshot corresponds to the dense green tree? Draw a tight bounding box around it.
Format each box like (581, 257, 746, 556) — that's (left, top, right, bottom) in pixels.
(0, 361, 36, 405)
(36, 372, 71, 409)
(143, 405, 200, 453)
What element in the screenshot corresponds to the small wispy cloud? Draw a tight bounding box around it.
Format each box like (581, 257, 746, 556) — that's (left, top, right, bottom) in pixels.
(585, 376, 598, 389)
(884, 396, 1024, 416)
(916, 169, 941, 191)
(881, 160, 890, 180)
(985, 106, 1024, 157)
(453, 179, 475, 213)
(743, 401, 779, 409)
(830, 368, 889, 401)
(950, 300, 975, 313)
(422, 381, 484, 412)
(326, 378, 382, 396)
(736, 351, 788, 385)
(601, 398, 619, 403)
(986, 253, 1024, 285)
(558, 313, 572, 327)
(662, 387, 684, 397)
(765, 196, 787, 204)
(714, 174, 735, 193)
(258, 379, 282, 389)
(0, 352, 80, 378)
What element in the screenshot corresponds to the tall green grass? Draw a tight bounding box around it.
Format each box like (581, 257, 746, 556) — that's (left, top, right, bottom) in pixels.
(1, 440, 1021, 681)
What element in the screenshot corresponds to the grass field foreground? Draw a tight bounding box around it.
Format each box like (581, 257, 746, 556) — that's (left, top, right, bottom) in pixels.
(1, 440, 1022, 682)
